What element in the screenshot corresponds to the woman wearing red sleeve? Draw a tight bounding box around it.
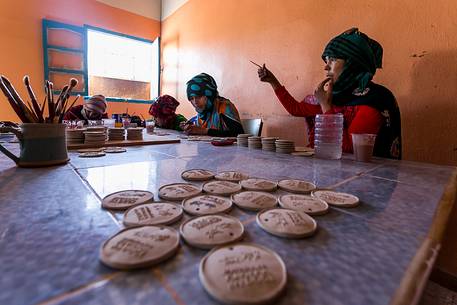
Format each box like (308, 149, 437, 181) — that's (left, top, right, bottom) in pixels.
(258, 28, 401, 159)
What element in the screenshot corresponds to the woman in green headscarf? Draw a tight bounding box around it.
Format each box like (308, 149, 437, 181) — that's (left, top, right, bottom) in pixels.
(257, 28, 401, 159)
(183, 73, 244, 137)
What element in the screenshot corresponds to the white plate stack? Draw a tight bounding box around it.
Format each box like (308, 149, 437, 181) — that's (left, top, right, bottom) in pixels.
(108, 128, 125, 141)
(248, 136, 262, 149)
(261, 137, 278, 151)
(275, 139, 295, 154)
(126, 127, 143, 141)
(66, 128, 85, 145)
(236, 134, 252, 147)
(83, 131, 106, 147)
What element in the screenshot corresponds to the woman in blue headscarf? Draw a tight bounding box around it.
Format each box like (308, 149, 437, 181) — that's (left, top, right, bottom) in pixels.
(184, 73, 244, 137)
(257, 28, 401, 159)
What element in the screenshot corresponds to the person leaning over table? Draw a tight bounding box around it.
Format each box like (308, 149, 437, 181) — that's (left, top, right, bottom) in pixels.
(182, 73, 244, 137)
(148, 95, 187, 131)
(63, 94, 108, 124)
(257, 28, 401, 159)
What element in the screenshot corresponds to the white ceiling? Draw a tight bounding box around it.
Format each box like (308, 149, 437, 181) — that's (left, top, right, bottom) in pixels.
(95, 0, 189, 21)
(95, 0, 162, 20)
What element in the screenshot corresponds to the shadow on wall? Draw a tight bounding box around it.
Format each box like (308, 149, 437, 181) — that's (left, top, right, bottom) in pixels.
(401, 50, 457, 165)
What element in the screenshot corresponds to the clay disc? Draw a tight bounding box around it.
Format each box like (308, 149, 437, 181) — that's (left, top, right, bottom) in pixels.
(77, 147, 104, 153)
(231, 191, 278, 211)
(79, 151, 105, 158)
(256, 208, 317, 239)
(180, 214, 244, 249)
(182, 194, 232, 215)
(123, 202, 183, 227)
(214, 171, 249, 182)
(278, 194, 329, 215)
(203, 181, 242, 196)
(100, 225, 180, 270)
(181, 169, 215, 181)
(199, 243, 287, 305)
(277, 179, 316, 194)
(104, 147, 126, 153)
(102, 190, 154, 211)
(158, 183, 202, 201)
(312, 190, 360, 208)
(240, 178, 278, 192)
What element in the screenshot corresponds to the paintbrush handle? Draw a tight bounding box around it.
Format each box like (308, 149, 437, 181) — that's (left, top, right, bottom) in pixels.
(1, 76, 36, 122)
(0, 80, 29, 122)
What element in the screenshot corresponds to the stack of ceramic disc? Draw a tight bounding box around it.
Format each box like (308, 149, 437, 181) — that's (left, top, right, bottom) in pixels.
(236, 134, 252, 147)
(66, 128, 85, 144)
(108, 128, 125, 141)
(248, 136, 262, 149)
(261, 137, 278, 151)
(86, 126, 106, 133)
(83, 131, 106, 146)
(126, 127, 143, 141)
(275, 139, 295, 154)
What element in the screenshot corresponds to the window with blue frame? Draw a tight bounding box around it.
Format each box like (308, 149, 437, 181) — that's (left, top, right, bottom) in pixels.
(42, 19, 159, 104)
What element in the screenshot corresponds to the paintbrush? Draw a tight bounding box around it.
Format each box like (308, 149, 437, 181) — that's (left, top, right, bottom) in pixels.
(0, 78, 29, 122)
(249, 60, 263, 68)
(24, 76, 43, 122)
(1, 76, 36, 122)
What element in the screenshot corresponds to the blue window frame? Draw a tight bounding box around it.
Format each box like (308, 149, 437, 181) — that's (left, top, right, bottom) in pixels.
(42, 19, 160, 104)
(42, 19, 88, 96)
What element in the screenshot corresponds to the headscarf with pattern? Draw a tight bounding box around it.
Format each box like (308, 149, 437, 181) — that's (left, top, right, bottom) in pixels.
(148, 95, 180, 129)
(322, 28, 383, 98)
(186, 73, 241, 130)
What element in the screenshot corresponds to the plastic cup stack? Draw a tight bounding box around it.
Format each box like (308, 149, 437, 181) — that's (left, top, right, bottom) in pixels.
(237, 134, 252, 147)
(314, 114, 344, 160)
(275, 139, 295, 154)
(248, 136, 262, 149)
(261, 137, 278, 151)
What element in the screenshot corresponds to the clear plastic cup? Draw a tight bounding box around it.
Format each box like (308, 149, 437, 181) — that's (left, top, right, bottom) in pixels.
(351, 134, 377, 162)
(145, 120, 155, 134)
(102, 119, 116, 128)
(314, 114, 343, 160)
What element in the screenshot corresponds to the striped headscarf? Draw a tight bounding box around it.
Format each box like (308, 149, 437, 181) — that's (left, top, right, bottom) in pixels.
(186, 73, 241, 130)
(84, 95, 107, 115)
(322, 28, 383, 96)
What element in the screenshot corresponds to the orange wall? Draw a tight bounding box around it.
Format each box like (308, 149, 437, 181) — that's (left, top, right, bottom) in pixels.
(0, 0, 160, 121)
(161, 0, 457, 166)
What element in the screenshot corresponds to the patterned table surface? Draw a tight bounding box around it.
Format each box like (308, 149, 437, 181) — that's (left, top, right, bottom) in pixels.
(0, 137, 455, 305)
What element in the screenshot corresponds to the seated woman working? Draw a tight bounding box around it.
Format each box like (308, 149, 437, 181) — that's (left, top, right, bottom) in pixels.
(63, 94, 108, 124)
(183, 73, 244, 137)
(258, 28, 401, 159)
(149, 95, 187, 131)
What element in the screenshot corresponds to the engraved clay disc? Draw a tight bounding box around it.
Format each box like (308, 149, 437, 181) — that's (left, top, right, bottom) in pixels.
(278, 179, 316, 194)
(203, 181, 242, 196)
(180, 214, 244, 249)
(278, 194, 329, 215)
(214, 171, 249, 182)
(104, 147, 126, 153)
(158, 183, 202, 201)
(181, 169, 215, 181)
(312, 190, 360, 208)
(79, 151, 105, 158)
(199, 242, 287, 305)
(100, 225, 180, 270)
(240, 178, 278, 192)
(102, 190, 154, 211)
(182, 194, 232, 215)
(123, 202, 183, 227)
(231, 191, 278, 211)
(256, 208, 317, 238)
